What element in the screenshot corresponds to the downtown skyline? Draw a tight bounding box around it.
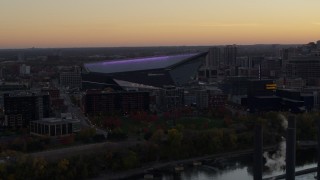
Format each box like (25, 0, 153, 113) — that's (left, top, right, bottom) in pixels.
(1, 0, 320, 48)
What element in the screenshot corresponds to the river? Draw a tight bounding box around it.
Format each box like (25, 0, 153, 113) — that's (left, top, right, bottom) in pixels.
(129, 148, 317, 180)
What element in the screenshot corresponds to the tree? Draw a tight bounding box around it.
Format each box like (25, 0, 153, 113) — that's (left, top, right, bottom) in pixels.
(223, 130, 238, 149)
(151, 129, 165, 143)
(168, 129, 183, 146)
(58, 159, 69, 172)
(76, 128, 96, 142)
(224, 116, 233, 127)
(74, 157, 89, 179)
(0, 163, 7, 179)
(32, 157, 47, 178)
(122, 151, 139, 170)
(167, 128, 183, 158)
(208, 129, 224, 152)
(60, 135, 75, 145)
(103, 116, 121, 130)
(296, 113, 317, 140)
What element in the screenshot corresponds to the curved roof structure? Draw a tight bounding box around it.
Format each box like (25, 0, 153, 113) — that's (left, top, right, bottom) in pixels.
(84, 53, 199, 73)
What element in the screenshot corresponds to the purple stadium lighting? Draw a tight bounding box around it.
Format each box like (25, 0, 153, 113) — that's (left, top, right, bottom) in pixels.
(101, 56, 172, 65)
(84, 53, 198, 73)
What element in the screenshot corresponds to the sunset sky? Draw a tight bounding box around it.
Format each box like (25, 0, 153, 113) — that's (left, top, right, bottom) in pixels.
(1, 0, 320, 48)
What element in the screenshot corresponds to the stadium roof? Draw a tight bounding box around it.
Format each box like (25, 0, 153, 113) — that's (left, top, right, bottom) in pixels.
(84, 53, 200, 74)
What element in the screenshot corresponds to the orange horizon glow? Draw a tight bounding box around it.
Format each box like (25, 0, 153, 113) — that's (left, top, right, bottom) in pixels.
(1, 0, 320, 48)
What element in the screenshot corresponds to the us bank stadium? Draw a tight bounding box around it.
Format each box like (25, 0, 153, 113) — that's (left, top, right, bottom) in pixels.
(82, 53, 207, 90)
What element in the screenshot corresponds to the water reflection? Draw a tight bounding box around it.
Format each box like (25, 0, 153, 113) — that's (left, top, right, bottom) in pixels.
(129, 149, 317, 180)
(161, 156, 254, 180)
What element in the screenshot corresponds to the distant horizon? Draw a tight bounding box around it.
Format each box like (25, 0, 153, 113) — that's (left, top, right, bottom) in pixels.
(0, 42, 306, 50)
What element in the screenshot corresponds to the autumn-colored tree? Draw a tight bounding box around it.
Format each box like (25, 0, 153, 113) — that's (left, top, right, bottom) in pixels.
(151, 129, 165, 143)
(58, 159, 69, 172)
(222, 130, 238, 149)
(59, 135, 75, 145)
(122, 151, 139, 170)
(223, 116, 233, 127)
(32, 157, 47, 178)
(167, 128, 183, 158)
(103, 116, 121, 130)
(76, 128, 96, 142)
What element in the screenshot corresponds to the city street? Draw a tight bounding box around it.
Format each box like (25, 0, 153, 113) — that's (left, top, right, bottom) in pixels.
(61, 90, 108, 137)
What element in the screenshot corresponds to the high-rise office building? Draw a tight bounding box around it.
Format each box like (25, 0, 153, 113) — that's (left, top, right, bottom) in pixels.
(205, 47, 221, 67)
(199, 47, 222, 80)
(60, 66, 82, 88)
(286, 56, 320, 86)
(224, 45, 237, 66)
(3, 91, 50, 128)
(83, 90, 149, 115)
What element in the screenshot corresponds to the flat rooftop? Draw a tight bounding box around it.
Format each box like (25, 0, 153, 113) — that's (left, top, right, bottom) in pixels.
(255, 95, 280, 99)
(5, 91, 46, 97)
(32, 117, 80, 124)
(84, 53, 199, 74)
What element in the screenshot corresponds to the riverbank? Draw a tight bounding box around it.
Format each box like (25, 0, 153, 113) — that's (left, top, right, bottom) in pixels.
(29, 140, 142, 162)
(94, 146, 276, 180)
